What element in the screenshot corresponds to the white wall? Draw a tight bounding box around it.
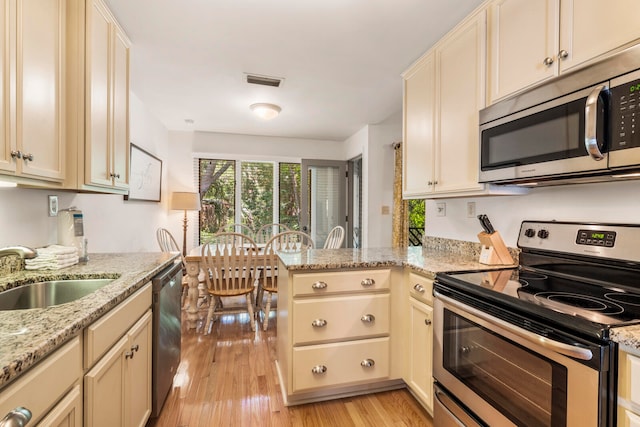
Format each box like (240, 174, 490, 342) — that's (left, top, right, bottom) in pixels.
(0, 93, 171, 252)
(425, 180, 640, 248)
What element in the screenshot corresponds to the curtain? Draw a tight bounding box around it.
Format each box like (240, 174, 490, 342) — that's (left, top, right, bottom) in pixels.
(392, 142, 408, 248)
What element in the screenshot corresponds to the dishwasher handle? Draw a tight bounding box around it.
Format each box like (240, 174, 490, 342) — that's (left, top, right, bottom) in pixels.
(0, 407, 32, 427)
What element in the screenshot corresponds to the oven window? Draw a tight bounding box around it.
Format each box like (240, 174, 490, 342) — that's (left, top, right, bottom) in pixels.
(443, 309, 567, 427)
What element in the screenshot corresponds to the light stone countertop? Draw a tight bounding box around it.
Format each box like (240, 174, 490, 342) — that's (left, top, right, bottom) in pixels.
(0, 252, 178, 389)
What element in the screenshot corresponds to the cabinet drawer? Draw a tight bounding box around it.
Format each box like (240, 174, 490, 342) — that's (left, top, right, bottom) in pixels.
(84, 282, 151, 368)
(292, 337, 389, 392)
(0, 337, 81, 425)
(292, 269, 391, 297)
(293, 294, 390, 345)
(408, 272, 433, 305)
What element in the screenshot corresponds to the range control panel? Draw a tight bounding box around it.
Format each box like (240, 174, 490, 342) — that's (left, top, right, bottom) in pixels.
(518, 221, 640, 263)
(576, 229, 617, 247)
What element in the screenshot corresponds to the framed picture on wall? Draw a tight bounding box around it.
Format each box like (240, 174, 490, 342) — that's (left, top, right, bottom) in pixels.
(125, 143, 162, 202)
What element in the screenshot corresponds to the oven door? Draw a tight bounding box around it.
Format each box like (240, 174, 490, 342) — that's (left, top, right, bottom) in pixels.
(433, 289, 609, 427)
(479, 83, 608, 184)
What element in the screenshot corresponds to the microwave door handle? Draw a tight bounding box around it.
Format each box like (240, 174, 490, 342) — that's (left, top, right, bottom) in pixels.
(434, 290, 593, 361)
(584, 84, 606, 161)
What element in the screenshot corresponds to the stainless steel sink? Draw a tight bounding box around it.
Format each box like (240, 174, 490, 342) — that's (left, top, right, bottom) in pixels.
(0, 278, 115, 310)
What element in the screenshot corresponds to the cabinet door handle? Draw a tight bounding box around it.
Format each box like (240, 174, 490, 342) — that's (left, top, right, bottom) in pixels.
(427, 181, 433, 185)
(543, 56, 554, 66)
(311, 319, 327, 328)
(311, 365, 327, 375)
(0, 407, 32, 427)
(311, 281, 327, 290)
(125, 351, 134, 359)
(558, 49, 569, 60)
(360, 359, 375, 368)
(413, 284, 425, 293)
(22, 153, 33, 162)
(131, 344, 139, 352)
(360, 278, 375, 287)
(10, 151, 22, 159)
(425, 318, 432, 326)
(360, 314, 375, 323)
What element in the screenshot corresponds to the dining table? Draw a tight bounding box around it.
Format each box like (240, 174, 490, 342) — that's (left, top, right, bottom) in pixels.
(184, 243, 267, 330)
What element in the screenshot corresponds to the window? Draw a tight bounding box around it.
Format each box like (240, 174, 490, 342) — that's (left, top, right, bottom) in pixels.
(408, 199, 425, 246)
(198, 159, 301, 242)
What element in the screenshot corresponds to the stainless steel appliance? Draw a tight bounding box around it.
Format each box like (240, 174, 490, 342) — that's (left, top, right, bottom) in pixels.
(151, 261, 182, 418)
(479, 44, 640, 187)
(433, 220, 640, 426)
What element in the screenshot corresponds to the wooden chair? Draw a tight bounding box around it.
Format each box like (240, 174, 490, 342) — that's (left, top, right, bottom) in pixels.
(256, 231, 314, 330)
(201, 232, 260, 333)
(323, 225, 345, 249)
(254, 223, 289, 244)
(217, 223, 255, 238)
(156, 228, 206, 308)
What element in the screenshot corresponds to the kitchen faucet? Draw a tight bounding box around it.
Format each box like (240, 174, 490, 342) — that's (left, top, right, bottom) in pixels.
(0, 246, 37, 259)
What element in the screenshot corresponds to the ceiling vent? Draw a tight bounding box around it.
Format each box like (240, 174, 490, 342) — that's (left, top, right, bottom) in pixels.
(245, 73, 284, 88)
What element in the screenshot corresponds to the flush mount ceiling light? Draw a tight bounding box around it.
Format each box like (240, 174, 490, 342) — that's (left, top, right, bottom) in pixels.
(250, 103, 281, 120)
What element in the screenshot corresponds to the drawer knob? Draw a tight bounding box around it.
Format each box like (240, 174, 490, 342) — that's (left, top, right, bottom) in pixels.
(0, 407, 32, 427)
(311, 281, 328, 290)
(311, 319, 327, 328)
(360, 359, 375, 368)
(311, 365, 327, 375)
(360, 278, 375, 287)
(360, 314, 375, 323)
(413, 284, 425, 293)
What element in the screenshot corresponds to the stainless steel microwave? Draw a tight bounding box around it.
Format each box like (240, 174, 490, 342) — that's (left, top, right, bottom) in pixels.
(479, 44, 640, 186)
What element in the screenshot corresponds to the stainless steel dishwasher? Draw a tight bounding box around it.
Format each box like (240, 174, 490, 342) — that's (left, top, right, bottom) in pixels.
(151, 261, 182, 418)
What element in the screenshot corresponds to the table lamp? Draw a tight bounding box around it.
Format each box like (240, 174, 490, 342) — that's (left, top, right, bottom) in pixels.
(170, 192, 201, 256)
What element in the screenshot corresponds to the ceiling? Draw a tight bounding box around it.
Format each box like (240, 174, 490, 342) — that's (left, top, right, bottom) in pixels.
(104, 0, 485, 141)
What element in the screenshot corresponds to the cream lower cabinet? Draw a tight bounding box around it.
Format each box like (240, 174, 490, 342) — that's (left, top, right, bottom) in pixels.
(277, 267, 404, 404)
(617, 349, 640, 426)
(84, 282, 152, 427)
(405, 272, 434, 415)
(0, 337, 82, 426)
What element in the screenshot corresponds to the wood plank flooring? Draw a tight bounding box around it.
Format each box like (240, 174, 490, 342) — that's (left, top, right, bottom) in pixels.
(147, 306, 434, 427)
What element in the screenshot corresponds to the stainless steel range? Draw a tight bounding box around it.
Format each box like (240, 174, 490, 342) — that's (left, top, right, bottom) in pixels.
(433, 220, 640, 427)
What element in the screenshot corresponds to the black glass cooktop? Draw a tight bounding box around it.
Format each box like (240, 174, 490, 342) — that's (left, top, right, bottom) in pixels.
(436, 266, 640, 340)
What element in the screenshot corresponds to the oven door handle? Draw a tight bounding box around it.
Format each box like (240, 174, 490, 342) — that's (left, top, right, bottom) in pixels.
(434, 290, 593, 361)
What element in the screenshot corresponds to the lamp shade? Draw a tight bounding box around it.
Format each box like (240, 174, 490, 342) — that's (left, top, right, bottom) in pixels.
(170, 192, 201, 211)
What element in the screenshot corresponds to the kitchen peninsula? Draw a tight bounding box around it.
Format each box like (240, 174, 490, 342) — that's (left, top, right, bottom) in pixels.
(274, 241, 517, 411)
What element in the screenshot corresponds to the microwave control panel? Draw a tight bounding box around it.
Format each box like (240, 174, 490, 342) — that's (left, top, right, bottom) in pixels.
(610, 76, 640, 151)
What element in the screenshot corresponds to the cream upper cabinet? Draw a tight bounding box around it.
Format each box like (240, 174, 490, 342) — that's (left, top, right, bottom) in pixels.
(488, 0, 640, 103)
(435, 10, 485, 194)
(85, 0, 129, 192)
(0, 0, 66, 182)
(403, 9, 516, 199)
(402, 52, 435, 197)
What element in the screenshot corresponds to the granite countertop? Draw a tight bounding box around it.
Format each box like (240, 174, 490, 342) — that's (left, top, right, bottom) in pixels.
(277, 245, 517, 279)
(0, 252, 178, 389)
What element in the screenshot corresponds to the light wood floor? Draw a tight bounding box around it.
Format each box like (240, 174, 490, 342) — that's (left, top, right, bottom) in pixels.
(147, 306, 434, 427)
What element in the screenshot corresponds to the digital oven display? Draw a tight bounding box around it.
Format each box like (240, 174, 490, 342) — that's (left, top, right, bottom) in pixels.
(576, 229, 616, 247)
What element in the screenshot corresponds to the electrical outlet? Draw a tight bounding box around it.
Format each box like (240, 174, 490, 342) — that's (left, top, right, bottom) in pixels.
(436, 202, 446, 217)
(48, 195, 58, 217)
(467, 202, 476, 218)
